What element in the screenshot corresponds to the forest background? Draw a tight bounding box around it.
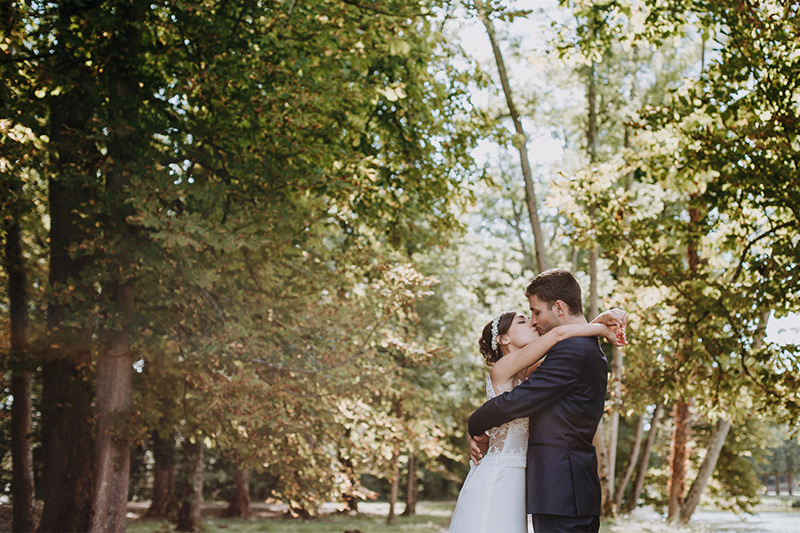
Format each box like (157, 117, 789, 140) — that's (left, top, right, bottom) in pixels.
(1, 0, 799, 532)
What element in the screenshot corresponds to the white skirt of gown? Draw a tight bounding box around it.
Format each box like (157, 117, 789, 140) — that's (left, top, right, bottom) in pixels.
(448, 453, 527, 533)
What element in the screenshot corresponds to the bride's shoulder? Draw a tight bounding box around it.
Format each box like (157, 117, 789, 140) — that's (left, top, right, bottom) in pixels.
(488, 370, 514, 395)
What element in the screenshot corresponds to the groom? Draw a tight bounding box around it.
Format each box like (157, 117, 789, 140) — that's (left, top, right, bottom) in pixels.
(469, 268, 608, 532)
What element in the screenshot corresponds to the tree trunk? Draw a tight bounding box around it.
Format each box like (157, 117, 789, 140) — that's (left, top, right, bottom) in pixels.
(38, 4, 99, 522)
(607, 344, 624, 496)
(10, 372, 35, 533)
(175, 439, 204, 532)
(510, 202, 536, 274)
(223, 468, 250, 518)
(593, 418, 614, 516)
(608, 127, 636, 512)
(402, 453, 418, 516)
(667, 399, 692, 522)
(677, 311, 771, 522)
(667, 199, 702, 523)
(337, 428, 360, 514)
(788, 470, 793, 496)
(386, 447, 400, 525)
(613, 413, 645, 509)
(89, 3, 146, 530)
(90, 285, 134, 533)
(679, 418, 733, 523)
(147, 431, 179, 518)
(624, 404, 662, 514)
(586, 62, 598, 163)
(475, 0, 548, 273)
(585, 153, 614, 516)
(4, 214, 35, 533)
(38, 351, 95, 533)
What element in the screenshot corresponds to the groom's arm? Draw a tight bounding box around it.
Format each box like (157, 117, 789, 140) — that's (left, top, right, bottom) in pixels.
(468, 338, 586, 437)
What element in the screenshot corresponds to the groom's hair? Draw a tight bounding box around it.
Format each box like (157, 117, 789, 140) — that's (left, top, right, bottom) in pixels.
(525, 268, 583, 316)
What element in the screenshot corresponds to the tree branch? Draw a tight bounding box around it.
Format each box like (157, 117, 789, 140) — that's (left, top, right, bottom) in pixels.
(727, 220, 793, 286)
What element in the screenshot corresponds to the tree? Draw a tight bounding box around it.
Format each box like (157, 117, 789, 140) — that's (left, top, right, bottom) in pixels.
(5, 0, 483, 526)
(556, 0, 800, 522)
(223, 468, 250, 519)
(36, 1, 100, 528)
(1, 56, 43, 530)
(89, 2, 149, 528)
(623, 405, 663, 513)
(146, 430, 179, 519)
(473, 0, 549, 273)
(2, 160, 35, 533)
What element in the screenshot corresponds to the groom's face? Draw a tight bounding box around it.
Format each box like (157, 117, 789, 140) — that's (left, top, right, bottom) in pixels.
(528, 295, 562, 335)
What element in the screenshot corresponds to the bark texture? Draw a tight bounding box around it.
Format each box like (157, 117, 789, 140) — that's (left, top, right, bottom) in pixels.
(386, 447, 400, 525)
(613, 413, 645, 508)
(176, 440, 204, 532)
(223, 469, 251, 518)
(593, 418, 614, 516)
(38, 3, 99, 527)
(402, 454, 418, 516)
(667, 399, 692, 522)
(607, 345, 624, 500)
(5, 215, 35, 533)
(623, 404, 662, 514)
(679, 419, 733, 523)
(89, 2, 146, 530)
(147, 432, 179, 518)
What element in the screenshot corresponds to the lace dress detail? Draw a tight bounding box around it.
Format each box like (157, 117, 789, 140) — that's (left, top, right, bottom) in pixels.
(485, 375, 529, 457)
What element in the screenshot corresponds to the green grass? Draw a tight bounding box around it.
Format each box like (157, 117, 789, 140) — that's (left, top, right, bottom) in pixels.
(126, 498, 800, 533)
(127, 501, 455, 533)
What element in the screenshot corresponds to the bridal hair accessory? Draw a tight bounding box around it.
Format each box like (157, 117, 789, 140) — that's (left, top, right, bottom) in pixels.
(491, 310, 516, 351)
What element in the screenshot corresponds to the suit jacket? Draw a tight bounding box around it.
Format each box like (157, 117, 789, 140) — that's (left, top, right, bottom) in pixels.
(468, 336, 608, 517)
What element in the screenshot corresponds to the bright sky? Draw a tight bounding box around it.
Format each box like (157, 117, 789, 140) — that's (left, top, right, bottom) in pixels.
(457, 0, 566, 170)
(766, 312, 800, 345)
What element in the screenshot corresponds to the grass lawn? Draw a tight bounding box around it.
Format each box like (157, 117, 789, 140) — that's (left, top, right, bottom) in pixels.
(4, 497, 797, 532)
(126, 497, 800, 533)
(126, 501, 456, 532)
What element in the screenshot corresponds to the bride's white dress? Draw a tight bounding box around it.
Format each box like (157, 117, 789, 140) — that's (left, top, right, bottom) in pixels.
(448, 375, 529, 533)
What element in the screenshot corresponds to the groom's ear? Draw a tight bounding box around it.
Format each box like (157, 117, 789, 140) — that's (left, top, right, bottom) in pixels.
(554, 300, 566, 316)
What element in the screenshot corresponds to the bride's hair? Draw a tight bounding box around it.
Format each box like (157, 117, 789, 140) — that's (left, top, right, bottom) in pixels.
(479, 311, 517, 365)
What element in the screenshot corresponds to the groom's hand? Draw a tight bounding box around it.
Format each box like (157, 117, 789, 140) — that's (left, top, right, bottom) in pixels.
(469, 434, 489, 465)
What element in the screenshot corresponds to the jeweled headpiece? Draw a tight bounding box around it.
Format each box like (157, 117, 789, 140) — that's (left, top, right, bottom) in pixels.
(490, 310, 516, 351)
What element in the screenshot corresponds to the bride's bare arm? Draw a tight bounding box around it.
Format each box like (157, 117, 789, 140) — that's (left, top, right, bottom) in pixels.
(490, 322, 616, 385)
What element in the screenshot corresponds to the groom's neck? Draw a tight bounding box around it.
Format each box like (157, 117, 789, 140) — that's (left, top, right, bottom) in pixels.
(561, 314, 588, 325)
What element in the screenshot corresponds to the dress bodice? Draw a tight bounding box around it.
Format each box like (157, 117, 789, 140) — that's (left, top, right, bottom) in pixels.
(484, 375, 529, 456)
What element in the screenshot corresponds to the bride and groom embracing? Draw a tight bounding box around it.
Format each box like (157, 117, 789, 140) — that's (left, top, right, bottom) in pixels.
(449, 268, 627, 533)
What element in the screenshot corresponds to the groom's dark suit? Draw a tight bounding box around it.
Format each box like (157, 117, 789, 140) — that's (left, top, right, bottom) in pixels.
(468, 336, 607, 532)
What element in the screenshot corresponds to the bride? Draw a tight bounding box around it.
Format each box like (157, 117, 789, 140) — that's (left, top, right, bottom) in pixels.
(448, 309, 626, 533)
